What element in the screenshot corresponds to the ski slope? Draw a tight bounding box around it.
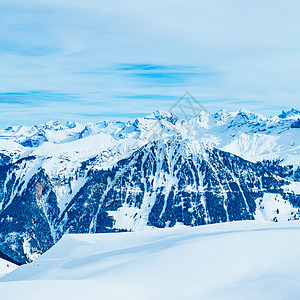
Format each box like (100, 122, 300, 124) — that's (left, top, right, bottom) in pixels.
(1, 221, 300, 300)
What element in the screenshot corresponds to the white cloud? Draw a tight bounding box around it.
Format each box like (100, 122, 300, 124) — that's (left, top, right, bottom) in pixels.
(0, 0, 300, 127)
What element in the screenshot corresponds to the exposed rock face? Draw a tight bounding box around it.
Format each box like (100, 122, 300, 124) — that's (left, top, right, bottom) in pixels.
(291, 119, 300, 129)
(0, 158, 58, 264)
(1, 139, 299, 264)
(0, 154, 11, 167)
(259, 159, 300, 182)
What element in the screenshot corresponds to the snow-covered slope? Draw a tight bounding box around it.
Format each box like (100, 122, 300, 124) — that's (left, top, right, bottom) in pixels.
(0, 258, 18, 277)
(2, 221, 300, 300)
(190, 108, 300, 168)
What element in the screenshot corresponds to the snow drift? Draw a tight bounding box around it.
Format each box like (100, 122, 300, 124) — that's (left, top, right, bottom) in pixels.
(1, 221, 300, 300)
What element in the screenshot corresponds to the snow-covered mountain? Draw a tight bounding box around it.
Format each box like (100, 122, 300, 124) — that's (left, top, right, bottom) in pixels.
(0, 108, 300, 264)
(1, 108, 300, 169)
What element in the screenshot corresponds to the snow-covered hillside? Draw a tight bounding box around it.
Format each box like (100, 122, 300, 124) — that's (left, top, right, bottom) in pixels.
(2, 221, 300, 300)
(0, 258, 18, 277)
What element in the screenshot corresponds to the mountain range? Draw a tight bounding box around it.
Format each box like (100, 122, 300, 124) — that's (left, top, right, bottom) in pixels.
(0, 108, 300, 264)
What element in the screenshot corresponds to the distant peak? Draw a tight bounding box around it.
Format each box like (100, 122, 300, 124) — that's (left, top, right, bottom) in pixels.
(234, 109, 266, 120)
(147, 110, 178, 125)
(153, 109, 173, 118)
(66, 121, 78, 129)
(212, 109, 233, 124)
(216, 108, 228, 113)
(238, 108, 251, 114)
(236, 108, 261, 117)
(45, 120, 61, 126)
(44, 120, 63, 130)
(278, 108, 300, 118)
(214, 109, 230, 117)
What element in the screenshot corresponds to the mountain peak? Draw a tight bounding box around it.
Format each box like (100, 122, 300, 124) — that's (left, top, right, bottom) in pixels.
(147, 110, 178, 125)
(234, 109, 266, 121)
(238, 108, 252, 114)
(278, 108, 300, 119)
(213, 109, 231, 118)
(44, 121, 63, 129)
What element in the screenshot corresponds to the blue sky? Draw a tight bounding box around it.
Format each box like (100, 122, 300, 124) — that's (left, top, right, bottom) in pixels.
(0, 0, 300, 128)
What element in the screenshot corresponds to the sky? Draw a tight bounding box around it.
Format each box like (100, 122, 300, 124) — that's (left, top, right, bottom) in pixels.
(0, 0, 300, 128)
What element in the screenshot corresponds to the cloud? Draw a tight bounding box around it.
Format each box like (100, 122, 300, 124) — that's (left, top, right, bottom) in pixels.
(0, 92, 77, 104)
(0, 0, 300, 128)
(0, 39, 57, 56)
(115, 63, 215, 87)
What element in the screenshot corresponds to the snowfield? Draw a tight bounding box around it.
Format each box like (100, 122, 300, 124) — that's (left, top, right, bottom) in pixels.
(0, 259, 17, 277)
(1, 221, 300, 300)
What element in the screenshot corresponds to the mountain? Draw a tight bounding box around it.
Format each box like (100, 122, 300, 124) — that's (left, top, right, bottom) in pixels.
(2, 221, 300, 300)
(0, 108, 300, 264)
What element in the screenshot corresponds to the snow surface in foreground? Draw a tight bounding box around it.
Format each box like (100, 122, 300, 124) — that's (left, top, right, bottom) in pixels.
(0, 259, 18, 277)
(1, 221, 300, 300)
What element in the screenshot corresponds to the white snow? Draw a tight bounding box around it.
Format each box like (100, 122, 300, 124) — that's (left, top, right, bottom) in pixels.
(22, 238, 40, 262)
(2, 221, 300, 300)
(0, 259, 18, 277)
(0, 139, 24, 155)
(255, 193, 298, 222)
(108, 204, 140, 230)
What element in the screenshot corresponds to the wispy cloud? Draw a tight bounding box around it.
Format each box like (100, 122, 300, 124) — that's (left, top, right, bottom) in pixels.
(0, 0, 299, 128)
(115, 63, 214, 86)
(0, 39, 57, 56)
(117, 94, 179, 101)
(116, 64, 171, 71)
(0, 91, 78, 106)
